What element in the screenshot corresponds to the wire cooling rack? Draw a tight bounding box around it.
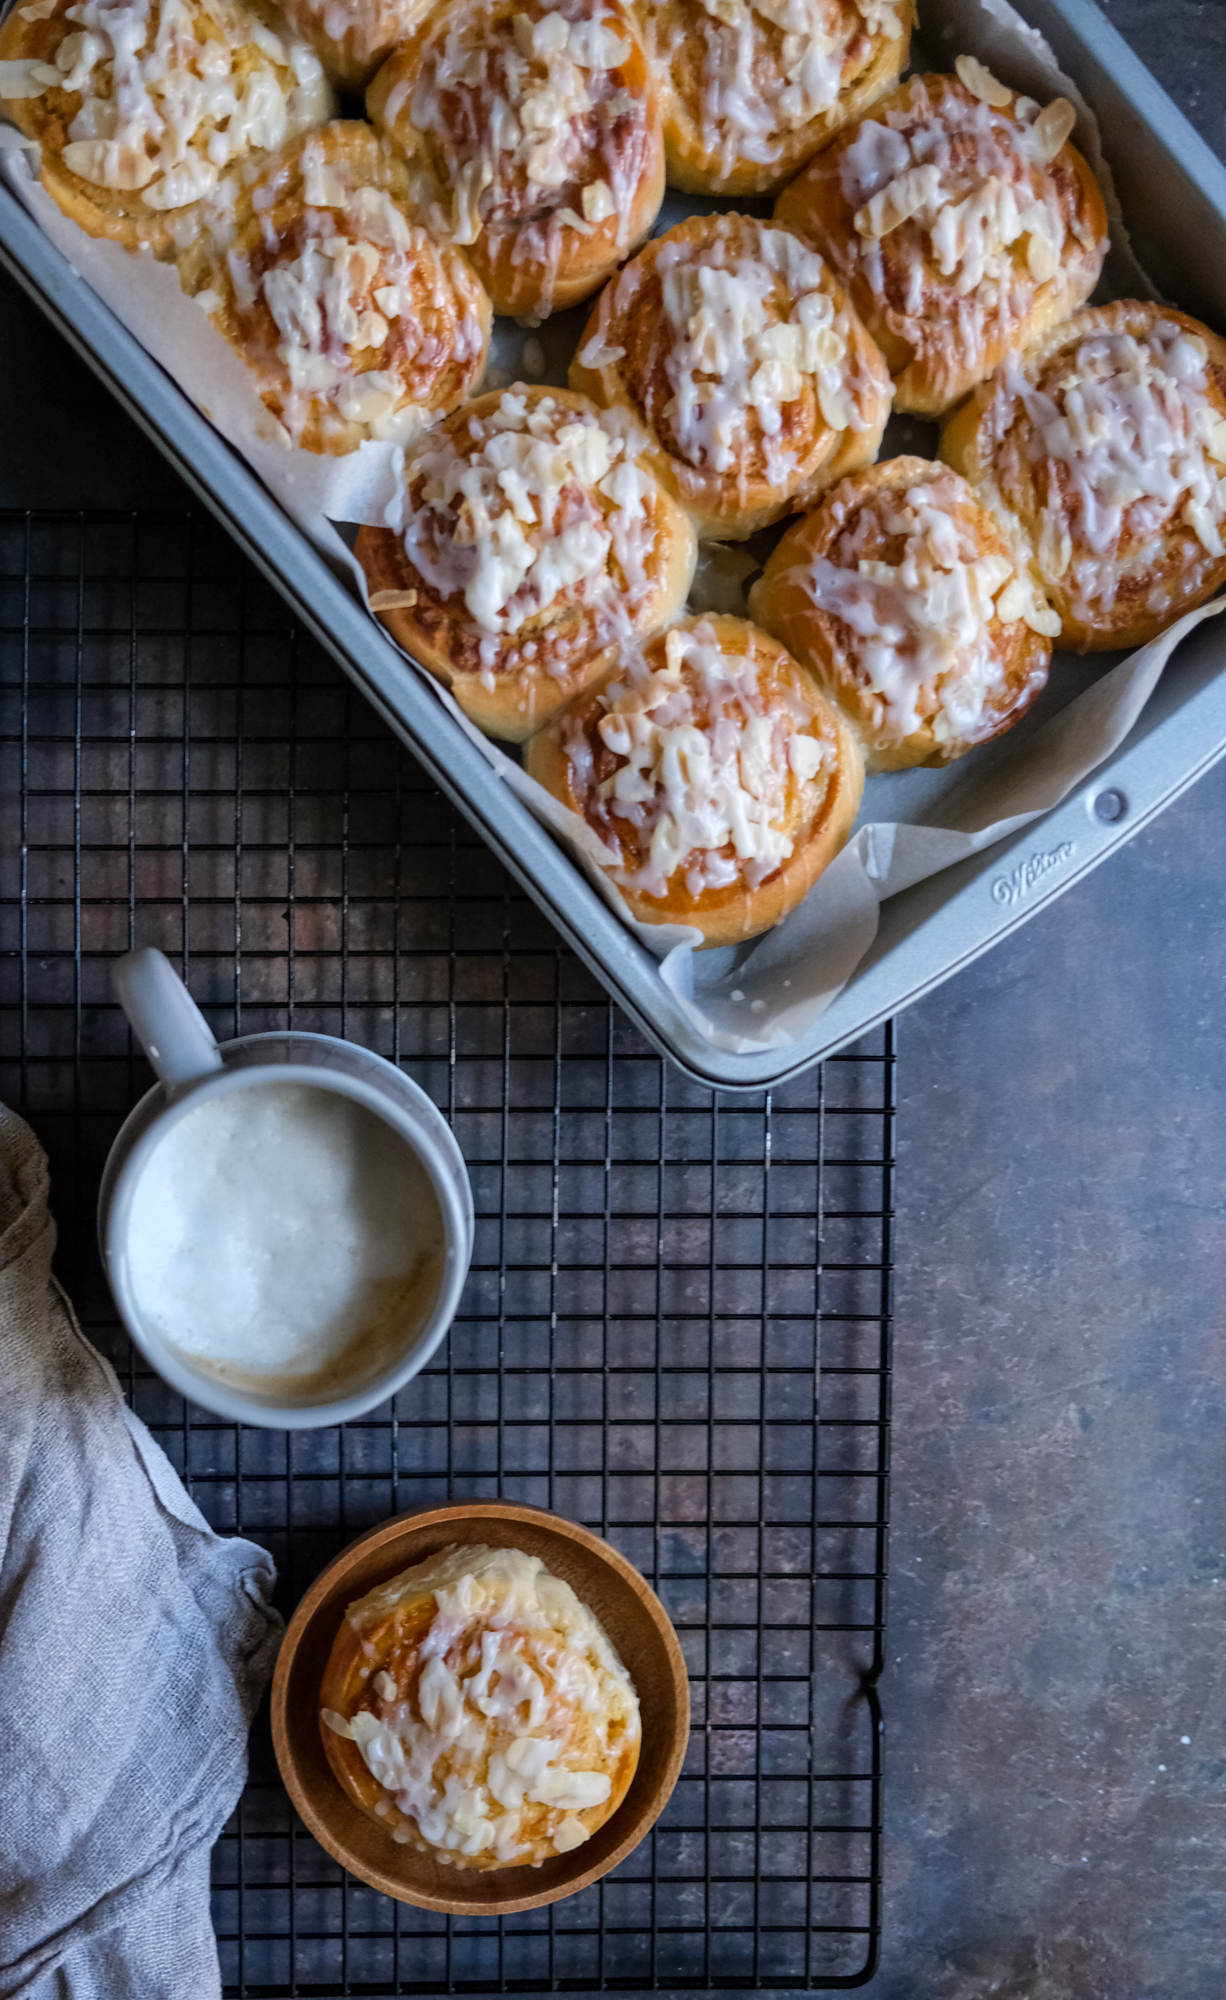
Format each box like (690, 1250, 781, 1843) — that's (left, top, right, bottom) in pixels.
(0, 509, 894, 1995)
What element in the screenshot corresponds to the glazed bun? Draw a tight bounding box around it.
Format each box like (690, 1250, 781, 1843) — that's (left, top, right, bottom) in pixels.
(749, 456, 1058, 770)
(276, 0, 429, 92)
(774, 61, 1107, 415)
(366, 0, 664, 319)
(523, 614, 864, 944)
(180, 122, 490, 454)
(640, 0, 912, 198)
(941, 300, 1226, 653)
(321, 1545, 641, 1869)
(354, 384, 697, 741)
(0, 0, 334, 258)
(569, 211, 892, 541)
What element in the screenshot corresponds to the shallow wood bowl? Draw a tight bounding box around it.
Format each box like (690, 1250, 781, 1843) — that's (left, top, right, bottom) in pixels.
(271, 1500, 691, 1914)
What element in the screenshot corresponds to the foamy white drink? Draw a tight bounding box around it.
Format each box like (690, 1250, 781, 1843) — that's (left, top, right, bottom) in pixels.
(126, 1081, 443, 1396)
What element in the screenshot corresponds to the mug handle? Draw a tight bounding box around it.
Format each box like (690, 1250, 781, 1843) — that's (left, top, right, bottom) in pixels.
(113, 948, 225, 1089)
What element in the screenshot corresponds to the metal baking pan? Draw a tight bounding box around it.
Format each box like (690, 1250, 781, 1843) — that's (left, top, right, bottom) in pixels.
(3, 0, 1225, 1092)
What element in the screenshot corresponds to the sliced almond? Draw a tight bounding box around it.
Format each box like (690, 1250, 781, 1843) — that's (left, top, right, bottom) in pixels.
(369, 588, 419, 609)
(302, 159, 348, 208)
(581, 177, 615, 225)
(1203, 415, 1226, 466)
(955, 54, 1012, 108)
(1026, 230, 1059, 283)
(532, 10, 569, 57)
(0, 57, 54, 96)
(1032, 96, 1076, 164)
(993, 575, 1027, 624)
(62, 138, 155, 189)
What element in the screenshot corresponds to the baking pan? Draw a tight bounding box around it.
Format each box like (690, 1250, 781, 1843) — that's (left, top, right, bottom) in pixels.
(2, 0, 1225, 1091)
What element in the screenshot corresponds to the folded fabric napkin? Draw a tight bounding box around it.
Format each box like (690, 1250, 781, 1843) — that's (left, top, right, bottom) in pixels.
(0, 1103, 283, 2000)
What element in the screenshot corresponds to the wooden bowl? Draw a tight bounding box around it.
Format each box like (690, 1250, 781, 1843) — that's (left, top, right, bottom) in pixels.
(271, 1500, 691, 1914)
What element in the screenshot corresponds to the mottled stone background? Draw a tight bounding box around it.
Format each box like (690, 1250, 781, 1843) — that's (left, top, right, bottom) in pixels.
(886, 7, 1226, 1994)
(2, 4, 1224, 1994)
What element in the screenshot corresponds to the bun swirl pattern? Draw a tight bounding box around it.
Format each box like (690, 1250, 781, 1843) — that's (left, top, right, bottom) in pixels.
(774, 63, 1107, 414)
(524, 613, 864, 943)
(749, 456, 1057, 769)
(182, 122, 491, 454)
(366, 0, 664, 319)
(941, 301, 1226, 653)
(0, 0, 334, 256)
(570, 211, 891, 541)
(355, 385, 697, 741)
(639, 0, 911, 197)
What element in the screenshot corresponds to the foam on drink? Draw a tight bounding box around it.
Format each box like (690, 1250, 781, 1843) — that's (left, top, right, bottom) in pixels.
(125, 1080, 444, 1398)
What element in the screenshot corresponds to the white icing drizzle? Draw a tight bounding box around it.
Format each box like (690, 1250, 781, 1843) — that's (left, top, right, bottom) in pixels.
(834, 72, 1092, 379)
(390, 390, 661, 684)
(394, 0, 648, 320)
(805, 470, 1055, 747)
(25, 0, 330, 212)
(567, 620, 830, 898)
(287, 0, 414, 67)
(321, 1546, 640, 1866)
(221, 138, 486, 448)
(637, 225, 862, 492)
(660, 0, 901, 179)
(1, 56, 66, 92)
(1001, 317, 1226, 621)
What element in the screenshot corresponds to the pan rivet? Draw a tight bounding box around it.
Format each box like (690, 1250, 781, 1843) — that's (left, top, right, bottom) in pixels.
(1092, 789, 1126, 823)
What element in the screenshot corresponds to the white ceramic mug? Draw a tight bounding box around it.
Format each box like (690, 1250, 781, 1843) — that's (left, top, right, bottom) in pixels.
(98, 948, 474, 1428)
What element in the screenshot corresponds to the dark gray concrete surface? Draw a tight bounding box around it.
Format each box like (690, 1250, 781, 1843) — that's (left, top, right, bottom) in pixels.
(887, 764, 1226, 1999)
(879, 7, 1226, 1993)
(2, 4, 1224, 1993)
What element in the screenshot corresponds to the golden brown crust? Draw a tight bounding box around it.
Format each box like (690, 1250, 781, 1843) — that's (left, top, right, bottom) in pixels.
(355, 384, 697, 742)
(569, 212, 891, 541)
(749, 456, 1054, 769)
(941, 301, 1226, 653)
(277, 0, 430, 91)
(774, 69, 1108, 415)
(366, 0, 664, 318)
(178, 122, 491, 455)
(523, 613, 865, 944)
(321, 1592, 437, 1851)
(0, 0, 335, 259)
(641, 0, 912, 198)
(320, 1550, 641, 1869)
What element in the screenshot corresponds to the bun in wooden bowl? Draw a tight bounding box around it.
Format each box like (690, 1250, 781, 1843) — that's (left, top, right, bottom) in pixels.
(271, 1500, 690, 1914)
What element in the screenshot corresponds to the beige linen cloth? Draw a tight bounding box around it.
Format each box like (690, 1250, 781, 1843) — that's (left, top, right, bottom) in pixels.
(0, 1105, 283, 1999)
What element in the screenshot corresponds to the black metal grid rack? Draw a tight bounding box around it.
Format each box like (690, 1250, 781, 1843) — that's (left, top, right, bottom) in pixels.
(0, 509, 894, 1995)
